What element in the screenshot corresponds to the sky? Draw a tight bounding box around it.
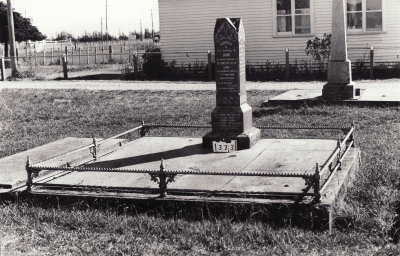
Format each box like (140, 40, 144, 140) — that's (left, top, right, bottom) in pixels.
(2, 0, 159, 39)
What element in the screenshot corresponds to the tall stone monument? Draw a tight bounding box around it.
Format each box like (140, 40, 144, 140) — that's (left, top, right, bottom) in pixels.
(322, 0, 356, 101)
(203, 18, 261, 150)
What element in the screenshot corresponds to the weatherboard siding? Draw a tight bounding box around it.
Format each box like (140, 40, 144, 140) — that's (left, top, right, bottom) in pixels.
(158, 0, 400, 64)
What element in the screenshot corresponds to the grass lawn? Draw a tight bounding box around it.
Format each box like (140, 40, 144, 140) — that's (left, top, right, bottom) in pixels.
(0, 88, 399, 255)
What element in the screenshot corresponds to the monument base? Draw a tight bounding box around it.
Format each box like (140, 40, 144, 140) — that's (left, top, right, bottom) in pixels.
(322, 82, 356, 101)
(202, 127, 261, 150)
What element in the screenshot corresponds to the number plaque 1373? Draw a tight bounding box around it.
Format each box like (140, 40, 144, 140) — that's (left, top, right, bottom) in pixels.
(212, 140, 237, 153)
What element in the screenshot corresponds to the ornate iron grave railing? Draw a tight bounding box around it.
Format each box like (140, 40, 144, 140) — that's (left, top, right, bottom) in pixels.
(26, 120, 356, 203)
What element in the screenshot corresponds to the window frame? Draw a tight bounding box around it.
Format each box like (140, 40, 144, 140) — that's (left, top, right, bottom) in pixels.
(273, 0, 315, 37)
(346, 0, 386, 34)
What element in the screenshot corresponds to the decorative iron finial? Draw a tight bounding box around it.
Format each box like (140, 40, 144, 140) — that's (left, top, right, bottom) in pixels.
(160, 159, 165, 170)
(26, 156, 31, 170)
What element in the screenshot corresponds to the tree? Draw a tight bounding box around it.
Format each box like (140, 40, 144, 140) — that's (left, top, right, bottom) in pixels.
(0, 2, 46, 56)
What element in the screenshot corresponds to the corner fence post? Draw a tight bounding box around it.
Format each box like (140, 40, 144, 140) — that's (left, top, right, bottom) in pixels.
(370, 46, 374, 80)
(26, 156, 32, 191)
(208, 50, 212, 81)
(62, 54, 68, 79)
(314, 163, 321, 203)
(285, 48, 290, 80)
(0, 57, 5, 81)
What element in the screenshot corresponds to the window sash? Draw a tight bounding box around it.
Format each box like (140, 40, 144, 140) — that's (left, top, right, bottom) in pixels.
(347, 0, 383, 32)
(276, 0, 311, 35)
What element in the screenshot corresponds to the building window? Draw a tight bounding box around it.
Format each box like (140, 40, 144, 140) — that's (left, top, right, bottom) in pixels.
(276, 0, 312, 35)
(347, 0, 383, 32)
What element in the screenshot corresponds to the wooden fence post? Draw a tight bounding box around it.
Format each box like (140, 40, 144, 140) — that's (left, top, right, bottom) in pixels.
(109, 45, 113, 62)
(370, 46, 374, 80)
(208, 50, 212, 81)
(62, 54, 68, 79)
(285, 48, 290, 80)
(102, 46, 105, 63)
(1, 57, 5, 81)
(133, 52, 138, 79)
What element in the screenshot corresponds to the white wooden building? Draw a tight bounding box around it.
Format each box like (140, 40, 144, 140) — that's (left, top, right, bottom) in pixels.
(158, 0, 400, 65)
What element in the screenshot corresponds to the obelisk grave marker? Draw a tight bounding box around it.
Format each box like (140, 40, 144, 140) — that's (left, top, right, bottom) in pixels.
(203, 18, 261, 150)
(322, 0, 357, 101)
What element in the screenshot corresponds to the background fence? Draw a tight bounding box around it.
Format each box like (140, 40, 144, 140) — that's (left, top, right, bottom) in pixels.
(1, 46, 399, 81)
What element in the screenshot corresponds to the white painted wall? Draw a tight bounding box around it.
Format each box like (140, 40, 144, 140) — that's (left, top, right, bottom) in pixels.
(158, 0, 400, 64)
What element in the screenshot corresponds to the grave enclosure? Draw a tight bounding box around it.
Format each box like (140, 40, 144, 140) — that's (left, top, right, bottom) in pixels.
(0, 18, 361, 231)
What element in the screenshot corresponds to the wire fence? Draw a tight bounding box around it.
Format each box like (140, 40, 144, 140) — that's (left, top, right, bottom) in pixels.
(1, 46, 399, 81)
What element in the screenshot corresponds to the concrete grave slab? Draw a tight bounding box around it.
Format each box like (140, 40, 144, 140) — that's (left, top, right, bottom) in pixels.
(263, 87, 400, 106)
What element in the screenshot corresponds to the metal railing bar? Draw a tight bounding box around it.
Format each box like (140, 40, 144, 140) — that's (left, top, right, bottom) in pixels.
(319, 140, 354, 195)
(28, 165, 314, 178)
(32, 124, 143, 167)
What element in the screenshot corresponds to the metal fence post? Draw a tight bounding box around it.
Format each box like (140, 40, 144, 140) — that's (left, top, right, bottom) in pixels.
(65, 46, 68, 56)
(34, 49, 37, 65)
(79, 48, 81, 65)
(133, 52, 138, 79)
(370, 46, 374, 80)
(285, 48, 290, 80)
(208, 50, 212, 81)
(71, 48, 74, 65)
(87, 46, 89, 64)
(0, 57, 5, 81)
(128, 46, 131, 63)
(62, 54, 68, 79)
(94, 47, 97, 64)
(16, 48, 19, 61)
(42, 49, 45, 65)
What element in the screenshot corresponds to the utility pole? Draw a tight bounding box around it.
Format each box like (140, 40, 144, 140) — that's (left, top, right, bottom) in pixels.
(6, 0, 17, 75)
(151, 9, 154, 47)
(106, 0, 108, 43)
(140, 19, 143, 42)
